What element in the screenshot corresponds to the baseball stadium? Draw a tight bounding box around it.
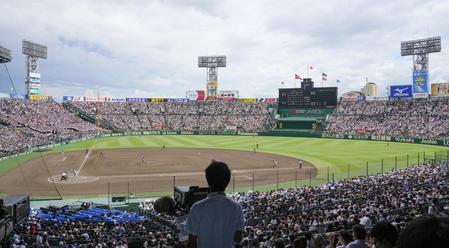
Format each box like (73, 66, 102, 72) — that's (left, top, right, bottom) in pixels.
(1, 2, 449, 248)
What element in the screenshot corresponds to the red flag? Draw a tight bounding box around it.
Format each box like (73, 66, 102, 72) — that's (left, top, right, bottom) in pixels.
(295, 74, 302, 80)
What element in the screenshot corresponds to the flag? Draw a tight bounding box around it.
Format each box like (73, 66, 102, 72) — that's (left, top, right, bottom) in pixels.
(281, 82, 285, 85)
(309, 66, 314, 70)
(322, 73, 327, 81)
(336, 79, 341, 83)
(295, 74, 302, 80)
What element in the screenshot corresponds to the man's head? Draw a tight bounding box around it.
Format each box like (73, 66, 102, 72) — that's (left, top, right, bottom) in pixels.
(370, 222, 398, 248)
(205, 160, 231, 192)
(397, 216, 449, 248)
(352, 224, 366, 241)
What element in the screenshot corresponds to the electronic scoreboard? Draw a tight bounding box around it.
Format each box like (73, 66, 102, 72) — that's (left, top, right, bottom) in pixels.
(279, 78, 337, 108)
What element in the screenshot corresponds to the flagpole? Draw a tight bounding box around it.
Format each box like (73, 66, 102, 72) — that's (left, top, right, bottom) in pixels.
(321, 74, 323, 87)
(307, 65, 309, 78)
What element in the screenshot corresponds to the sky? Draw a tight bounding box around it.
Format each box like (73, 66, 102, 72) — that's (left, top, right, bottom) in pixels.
(1, 0, 448, 100)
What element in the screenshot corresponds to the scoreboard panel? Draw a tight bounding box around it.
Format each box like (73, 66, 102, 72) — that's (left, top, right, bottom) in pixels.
(279, 87, 338, 108)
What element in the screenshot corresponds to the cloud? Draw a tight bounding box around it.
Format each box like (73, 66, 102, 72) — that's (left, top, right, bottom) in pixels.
(0, 0, 448, 101)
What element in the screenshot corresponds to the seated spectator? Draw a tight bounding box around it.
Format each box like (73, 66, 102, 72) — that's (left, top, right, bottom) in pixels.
(370, 222, 398, 248)
(346, 224, 369, 248)
(396, 216, 449, 248)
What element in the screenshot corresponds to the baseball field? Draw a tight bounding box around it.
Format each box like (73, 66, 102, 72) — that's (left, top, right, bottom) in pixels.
(0, 135, 447, 199)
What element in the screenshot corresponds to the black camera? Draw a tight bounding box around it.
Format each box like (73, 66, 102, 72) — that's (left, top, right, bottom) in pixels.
(173, 186, 209, 213)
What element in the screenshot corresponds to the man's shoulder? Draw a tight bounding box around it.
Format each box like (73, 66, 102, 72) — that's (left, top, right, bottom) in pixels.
(191, 195, 241, 209)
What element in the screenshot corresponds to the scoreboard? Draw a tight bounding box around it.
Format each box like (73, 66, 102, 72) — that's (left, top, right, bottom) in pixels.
(279, 81, 337, 108)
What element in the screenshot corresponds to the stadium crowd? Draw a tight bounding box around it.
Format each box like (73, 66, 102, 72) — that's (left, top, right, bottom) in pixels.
(71, 101, 276, 132)
(0, 99, 101, 157)
(9, 161, 448, 247)
(326, 98, 449, 139)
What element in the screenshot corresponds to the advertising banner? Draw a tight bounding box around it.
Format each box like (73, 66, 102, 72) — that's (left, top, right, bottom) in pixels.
(206, 81, 218, 100)
(257, 98, 278, 103)
(149, 98, 167, 103)
(29, 78, 40, 83)
(341, 96, 359, 102)
(167, 98, 188, 103)
(238, 98, 257, 103)
(73, 96, 84, 102)
(196, 90, 205, 101)
(413, 71, 428, 94)
(431, 83, 449, 97)
(63, 96, 74, 102)
(390, 85, 412, 98)
(219, 90, 239, 98)
(186, 90, 205, 101)
(29, 72, 41, 79)
(365, 96, 388, 101)
(126, 98, 148, 102)
(10, 93, 26, 99)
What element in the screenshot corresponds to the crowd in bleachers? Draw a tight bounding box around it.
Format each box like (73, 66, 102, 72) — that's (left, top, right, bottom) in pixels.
(134, 162, 449, 247)
(10, 205, 182, 248)
(326, 98, 449, 138)
(71, 101, 276, 132)
(0, 99, 102, 157)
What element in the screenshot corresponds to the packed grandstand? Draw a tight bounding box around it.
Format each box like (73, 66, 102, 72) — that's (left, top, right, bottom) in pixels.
(2, 97, 449, 157)
(2, 97, 449, 247)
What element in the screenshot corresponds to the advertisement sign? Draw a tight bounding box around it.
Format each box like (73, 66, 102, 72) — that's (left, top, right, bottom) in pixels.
(149, 98, 167, 103)
(29, 95, 48, 101)
(73, 96, 84, 101)
(238, 98, 257, 103)
(413, 71, 428, 94)
(365, 96, 388, 101)
(29, 78, 40, 83)
(196, 90, 205, 101)
(219, 90, 239, 98)
(341, 96, 359, 102)
(10, 93, 26, 99)
(28, 88, 40, 94)
(206, 81, 218, 100)
(431, 83, 449, 97)
(167, 98, 188, 103)
(126, 98, 148, 102)
(257, 98, 278, 103)
(63, 96, 74, 102)
(29, 72, 41, 79)
(186, 90, 205, 101)
(390, 85, 412, 98)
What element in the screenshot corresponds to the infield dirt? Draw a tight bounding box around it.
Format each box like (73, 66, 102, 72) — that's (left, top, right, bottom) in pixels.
(0, 148, 317, 197)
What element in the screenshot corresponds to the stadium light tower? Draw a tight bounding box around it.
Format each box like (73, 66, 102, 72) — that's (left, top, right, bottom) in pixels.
(0, 45, 12, 64)
(22, 40, 47, 99)
(401, 36, 441, 95)
(198, 56, 226, 100)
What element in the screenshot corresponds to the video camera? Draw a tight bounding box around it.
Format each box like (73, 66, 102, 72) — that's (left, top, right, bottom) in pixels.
(174, 186, 209, 213)
(0, 199, 14, 245)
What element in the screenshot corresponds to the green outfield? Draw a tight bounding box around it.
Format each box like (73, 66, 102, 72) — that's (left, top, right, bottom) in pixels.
(1, 135, 448, 198)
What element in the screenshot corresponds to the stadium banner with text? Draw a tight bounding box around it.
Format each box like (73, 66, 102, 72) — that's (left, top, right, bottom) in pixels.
(219, 90, 239, 98)
(238, 98, 257, 102)
(341, 96, 358, 102)
(149, 98, 167, 103)
(63, 96, 74, 102)
(413, 71, 428, 94)
(126, 98, 148, 102)
(186, 90, 205, 101)
(390, 85, 412, 98)
(257, 98, 278, 103)
(431, 83, 449, 97)
(365, 96, 388, 101)
(167, 98, 189, 103)
(10, 93, 26, 99)
(206, 81, 218, 100)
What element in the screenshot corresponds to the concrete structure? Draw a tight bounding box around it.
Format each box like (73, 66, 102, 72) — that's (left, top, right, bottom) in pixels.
(361, 82, 378, 97)
(342, 91, 363, 97)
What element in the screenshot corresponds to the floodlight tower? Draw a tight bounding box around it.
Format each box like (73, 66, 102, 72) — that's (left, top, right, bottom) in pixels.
(401, 36, 441, 95)
(0, 45, 12, 64)
(22, 40, 47, 99)
(198, 56, 226, 100)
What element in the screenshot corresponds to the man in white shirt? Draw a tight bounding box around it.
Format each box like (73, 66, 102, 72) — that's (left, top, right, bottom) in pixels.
(186, 160, 245, 248)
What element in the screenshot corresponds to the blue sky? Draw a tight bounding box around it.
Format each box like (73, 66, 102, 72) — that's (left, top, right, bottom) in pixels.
(1, 0, 448, 100)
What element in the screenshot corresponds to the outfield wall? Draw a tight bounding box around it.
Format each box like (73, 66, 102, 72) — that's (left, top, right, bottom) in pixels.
(2, 130, 449, 162)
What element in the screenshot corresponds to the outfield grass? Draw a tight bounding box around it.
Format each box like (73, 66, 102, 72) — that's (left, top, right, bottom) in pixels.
(1, 135, 448, 198)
